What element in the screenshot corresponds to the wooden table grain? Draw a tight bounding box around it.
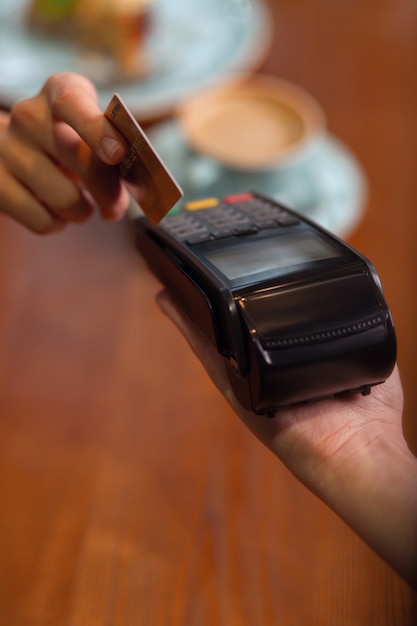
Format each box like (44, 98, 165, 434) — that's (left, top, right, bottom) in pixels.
(1, 1, 417, 624)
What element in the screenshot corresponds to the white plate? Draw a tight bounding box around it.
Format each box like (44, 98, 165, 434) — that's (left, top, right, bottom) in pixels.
(0, 0, 272, 120)
(148, 121, 367, 239)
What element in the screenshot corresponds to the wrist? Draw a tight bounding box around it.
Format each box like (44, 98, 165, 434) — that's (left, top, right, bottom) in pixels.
(317, 424, 417, 586)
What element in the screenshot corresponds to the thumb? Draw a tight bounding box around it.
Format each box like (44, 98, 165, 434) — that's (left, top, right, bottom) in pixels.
(42, 72, 127, 164)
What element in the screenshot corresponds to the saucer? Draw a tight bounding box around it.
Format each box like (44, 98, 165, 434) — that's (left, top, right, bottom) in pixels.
(148, 121, 367, 239)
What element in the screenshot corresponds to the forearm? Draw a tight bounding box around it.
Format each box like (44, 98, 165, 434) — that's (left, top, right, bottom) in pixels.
(313, 430, 417, 587)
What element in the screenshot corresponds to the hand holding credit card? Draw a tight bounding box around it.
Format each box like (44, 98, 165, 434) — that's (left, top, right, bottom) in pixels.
(105, 94, 183, 224)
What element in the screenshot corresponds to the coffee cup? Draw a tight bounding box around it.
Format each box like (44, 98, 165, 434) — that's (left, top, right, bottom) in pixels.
(175, 74, 325, 201)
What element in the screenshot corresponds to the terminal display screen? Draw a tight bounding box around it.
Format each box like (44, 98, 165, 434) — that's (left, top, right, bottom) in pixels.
(204, 232, 339, 281)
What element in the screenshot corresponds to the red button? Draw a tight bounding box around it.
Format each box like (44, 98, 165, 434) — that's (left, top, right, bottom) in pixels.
(224, 193, 254, 204)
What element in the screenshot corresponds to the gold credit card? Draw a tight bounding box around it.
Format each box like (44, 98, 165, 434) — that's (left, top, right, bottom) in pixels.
(104, 94, 183, 224)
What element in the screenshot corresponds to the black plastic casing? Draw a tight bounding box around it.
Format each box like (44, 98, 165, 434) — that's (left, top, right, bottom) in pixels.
(135, 194, 396, 415)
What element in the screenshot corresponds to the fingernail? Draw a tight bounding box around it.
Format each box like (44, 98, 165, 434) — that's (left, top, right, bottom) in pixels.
(100, 136, 124, 162)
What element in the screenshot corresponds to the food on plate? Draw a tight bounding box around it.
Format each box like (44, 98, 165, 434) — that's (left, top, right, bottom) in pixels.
(27, 0, 153, 78)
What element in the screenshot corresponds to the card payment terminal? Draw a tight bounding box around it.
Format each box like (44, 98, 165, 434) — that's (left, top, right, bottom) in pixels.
(135, 192, 396, 416)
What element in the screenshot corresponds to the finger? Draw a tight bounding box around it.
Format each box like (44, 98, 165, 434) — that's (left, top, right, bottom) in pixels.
(10, 73, 126, 166)
(41, 72, 127, 164)
(155, 290, 280, 441)
(9, 96, 129, 221)
(0, 164, 65, 234)
(52, 120, 130, 220)
(1, 129, 95, 223)
(156, 290, 236, 399)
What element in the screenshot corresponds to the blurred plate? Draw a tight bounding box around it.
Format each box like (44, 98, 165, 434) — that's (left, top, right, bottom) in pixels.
(148, 120, 367, 240)
(0, 0, 272, 120)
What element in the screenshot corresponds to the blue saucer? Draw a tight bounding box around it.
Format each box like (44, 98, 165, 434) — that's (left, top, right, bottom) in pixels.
(148, 121, 367, 239)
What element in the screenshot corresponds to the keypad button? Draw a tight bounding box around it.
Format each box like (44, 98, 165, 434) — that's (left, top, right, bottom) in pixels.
(233, 225, 259, 236)
(186, 233, 213, 245)
(211, 228, 235, 239)
(255, 219, 278, 230)
(276, 213, 301, 226)
(162, 213, 208, 240)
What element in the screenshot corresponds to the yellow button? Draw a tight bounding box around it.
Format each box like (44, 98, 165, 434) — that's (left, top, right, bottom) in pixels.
(185, 198, 219, 211)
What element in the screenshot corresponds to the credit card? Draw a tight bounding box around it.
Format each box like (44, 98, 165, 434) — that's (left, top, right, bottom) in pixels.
(104, 94, 183, 224)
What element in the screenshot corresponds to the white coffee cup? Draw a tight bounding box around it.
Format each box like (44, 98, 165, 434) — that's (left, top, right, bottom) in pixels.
(177, 74, 325, 173)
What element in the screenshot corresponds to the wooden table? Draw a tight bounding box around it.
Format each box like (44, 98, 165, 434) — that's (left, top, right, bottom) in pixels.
(1, 1, 416, 623)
